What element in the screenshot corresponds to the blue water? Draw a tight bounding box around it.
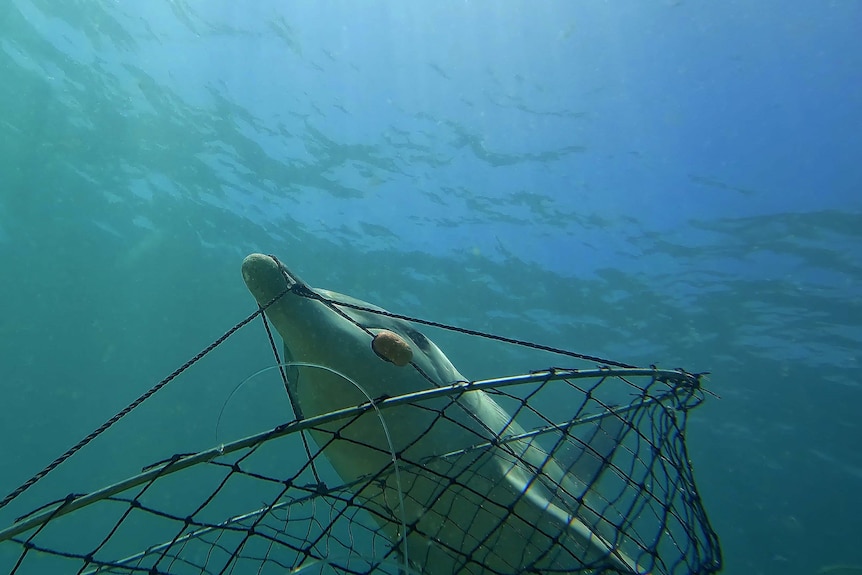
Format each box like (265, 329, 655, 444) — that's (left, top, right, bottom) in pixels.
(1, 1, 860, 574)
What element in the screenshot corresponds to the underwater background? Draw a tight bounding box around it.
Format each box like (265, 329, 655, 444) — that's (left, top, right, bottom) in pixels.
(0, 2, 860, 574)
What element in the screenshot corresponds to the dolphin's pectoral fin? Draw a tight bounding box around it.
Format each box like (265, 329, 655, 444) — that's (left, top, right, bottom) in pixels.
(489, 411, 646, 574)
(579, 411, 629, 483)
(281, 344, 305, 420)
(540, 411, 632, 553)
(500, 461, 646, 575)
(550, 411, 629, 498)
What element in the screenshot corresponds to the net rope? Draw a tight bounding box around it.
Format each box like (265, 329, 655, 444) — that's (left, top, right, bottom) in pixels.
(0, 281, 722, 575)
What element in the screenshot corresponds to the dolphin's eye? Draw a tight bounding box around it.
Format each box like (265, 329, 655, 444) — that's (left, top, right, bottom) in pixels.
(402, 327, 432, 352)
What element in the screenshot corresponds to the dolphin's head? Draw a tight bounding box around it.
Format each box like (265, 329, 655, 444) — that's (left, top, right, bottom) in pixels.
(241, 253, 464, 416)
(241, 253, 337, 363)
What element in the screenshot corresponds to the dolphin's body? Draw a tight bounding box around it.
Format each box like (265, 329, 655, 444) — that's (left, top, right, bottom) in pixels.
(241, 254, 646, 575)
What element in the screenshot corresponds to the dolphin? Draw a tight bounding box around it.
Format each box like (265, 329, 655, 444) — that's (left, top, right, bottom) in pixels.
(241, 253, 647, 575)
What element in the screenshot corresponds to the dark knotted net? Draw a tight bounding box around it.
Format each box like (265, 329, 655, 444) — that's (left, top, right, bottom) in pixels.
(0, 287, 721, 575)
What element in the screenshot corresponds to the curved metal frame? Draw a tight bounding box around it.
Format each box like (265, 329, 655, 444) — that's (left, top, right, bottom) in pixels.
(0, 366, 700, 544)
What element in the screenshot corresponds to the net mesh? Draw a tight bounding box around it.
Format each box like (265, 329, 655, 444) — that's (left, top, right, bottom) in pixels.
(0, 281, 721, 575)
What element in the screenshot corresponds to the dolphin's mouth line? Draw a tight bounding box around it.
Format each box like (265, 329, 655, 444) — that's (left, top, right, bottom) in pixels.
(268, 254, 303, 290)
